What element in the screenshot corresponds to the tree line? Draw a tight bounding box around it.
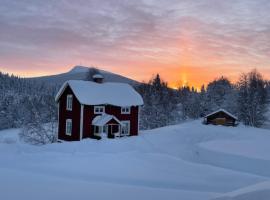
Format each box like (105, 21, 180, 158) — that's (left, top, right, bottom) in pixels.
(0, 69, 269, 144)
(0, 72, 58, 130)
(136, 69, 270, 129)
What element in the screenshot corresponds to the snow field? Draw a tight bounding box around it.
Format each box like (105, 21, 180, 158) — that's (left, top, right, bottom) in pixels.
(0, 120, 270, 200)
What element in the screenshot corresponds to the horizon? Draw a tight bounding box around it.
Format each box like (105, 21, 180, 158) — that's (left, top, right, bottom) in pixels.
(1, 0, 270, 89)
(2, 65, 266, 91)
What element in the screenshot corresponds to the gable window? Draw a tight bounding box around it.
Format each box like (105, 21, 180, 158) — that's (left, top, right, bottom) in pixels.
(121, 107, 131, 114)
(94, 106, 105, 114)
(121, 121, 130, 136)
(66, 95, 73, 111)
(66, 119, 72, 136)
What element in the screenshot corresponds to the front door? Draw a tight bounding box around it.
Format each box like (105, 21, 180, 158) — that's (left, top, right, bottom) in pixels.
(107, 124, 119, 138)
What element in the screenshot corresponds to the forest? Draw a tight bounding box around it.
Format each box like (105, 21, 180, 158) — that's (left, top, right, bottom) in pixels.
(0, 69, 269, 134)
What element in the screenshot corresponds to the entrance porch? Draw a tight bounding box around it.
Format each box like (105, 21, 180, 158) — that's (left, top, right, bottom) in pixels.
(92, 114, 130, 139)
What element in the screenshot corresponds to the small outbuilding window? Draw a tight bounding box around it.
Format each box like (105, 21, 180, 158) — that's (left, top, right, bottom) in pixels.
(66, 119, 72, 136)
(121, 107, 131, 114)
(66, 95, 73, 111)
(94, 106, 105, 114)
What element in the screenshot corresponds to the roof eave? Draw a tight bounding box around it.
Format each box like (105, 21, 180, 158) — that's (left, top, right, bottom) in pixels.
(204, 109, 238, 120)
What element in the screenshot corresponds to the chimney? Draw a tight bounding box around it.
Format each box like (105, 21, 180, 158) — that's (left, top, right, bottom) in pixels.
(92, 74, 104, 83)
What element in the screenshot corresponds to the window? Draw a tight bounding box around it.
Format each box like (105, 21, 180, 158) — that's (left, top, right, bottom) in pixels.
(94, 106, 105, 114)
(66, 95, 73, 111)
(66, 119, 72, 136)
(121, 107, 131, 114)
(121, 121, 130, 136)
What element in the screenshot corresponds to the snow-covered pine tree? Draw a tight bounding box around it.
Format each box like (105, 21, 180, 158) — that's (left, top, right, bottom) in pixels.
(178, 86, 204, 119)
(205, 76, 236, 114)
(0, 72, 58, 130)
(136, 74, 180, 129)
(199, 85, 208, 117)
(237, 70, 268, 127)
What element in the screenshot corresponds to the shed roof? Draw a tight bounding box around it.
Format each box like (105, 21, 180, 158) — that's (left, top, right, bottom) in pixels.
(204, 109, 238, 120)
(55, 80, 143, 107)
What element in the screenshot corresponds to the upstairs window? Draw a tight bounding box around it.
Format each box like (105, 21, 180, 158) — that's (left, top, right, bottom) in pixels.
(66, 95, 73, 111)
(94, 106, 105, 114)
(121, 107, 131, 114)
(66, 119, 72, 136)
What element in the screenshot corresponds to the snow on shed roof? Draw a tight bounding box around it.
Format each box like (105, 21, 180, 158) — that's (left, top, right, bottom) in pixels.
(204, 109, 238, 120)
(92, 114, 122, 126)
(55, 80, 143, 107)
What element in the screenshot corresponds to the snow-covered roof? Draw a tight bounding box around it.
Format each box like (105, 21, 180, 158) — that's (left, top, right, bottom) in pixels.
(204, 109, 238, 120)
(92, 114, 122, 126)
(55, 80, 144, 107)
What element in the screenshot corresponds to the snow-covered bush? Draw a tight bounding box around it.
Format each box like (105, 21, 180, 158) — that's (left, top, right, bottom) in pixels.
(19, 122, 57, 145)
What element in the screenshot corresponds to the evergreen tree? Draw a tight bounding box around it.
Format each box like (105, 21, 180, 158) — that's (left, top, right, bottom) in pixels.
(0, 72, 58, 130)
(136, 74, 180, 129)
(178, 86, 204, 119)
(237, 70, 268, 127)
(205, 76, 236, 113)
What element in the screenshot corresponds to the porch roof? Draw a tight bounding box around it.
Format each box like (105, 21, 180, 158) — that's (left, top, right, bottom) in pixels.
(92, 114, 122, 126)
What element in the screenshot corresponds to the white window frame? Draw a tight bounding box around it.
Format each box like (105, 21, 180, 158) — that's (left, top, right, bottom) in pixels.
(66, 119, 72, 136)
(66, 95, 73, 111)
(121, 120, 130, 136)
(121, 107, 131, 114)
(94, 106, 105, 114)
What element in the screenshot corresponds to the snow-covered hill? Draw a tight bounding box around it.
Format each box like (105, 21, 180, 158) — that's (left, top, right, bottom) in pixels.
(28, 65, 139, 86)
(0, 121, 270, 200)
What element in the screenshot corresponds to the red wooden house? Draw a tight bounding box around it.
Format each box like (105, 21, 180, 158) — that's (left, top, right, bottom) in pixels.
(55, 77, 144, 141)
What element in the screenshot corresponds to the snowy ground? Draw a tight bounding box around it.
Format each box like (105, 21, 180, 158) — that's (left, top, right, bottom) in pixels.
(0, 121, 270, 200)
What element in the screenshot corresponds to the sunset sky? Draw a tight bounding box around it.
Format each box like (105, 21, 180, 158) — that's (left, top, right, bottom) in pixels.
(1, 0, 270, 89)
